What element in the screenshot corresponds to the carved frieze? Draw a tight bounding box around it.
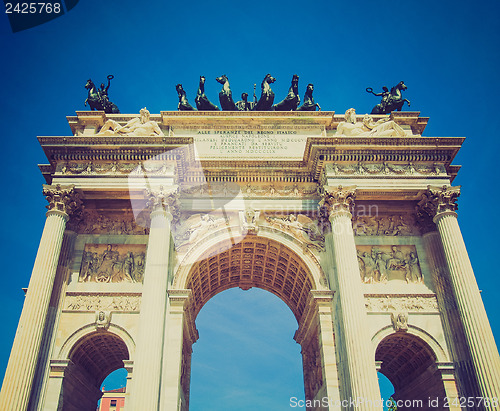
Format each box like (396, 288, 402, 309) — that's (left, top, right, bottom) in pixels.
(265, 214, 325, 251)
(357, 245, 423, 284)
(68, 209, 149, 234)
(79, 244, 146, 283)
(326, 162, 446, 177)
(353, 214, 419, 236)
(181, 181, 319, 198)
(64, 293, 141, 312)
(56, 161, 174, 176)
(365, 295, 438, 312)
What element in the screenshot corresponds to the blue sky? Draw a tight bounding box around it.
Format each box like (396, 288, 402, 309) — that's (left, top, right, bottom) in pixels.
(1, 0, 499, 409)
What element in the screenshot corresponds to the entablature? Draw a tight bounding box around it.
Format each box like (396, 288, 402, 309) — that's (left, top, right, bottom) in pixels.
(40, 111, 462, 204)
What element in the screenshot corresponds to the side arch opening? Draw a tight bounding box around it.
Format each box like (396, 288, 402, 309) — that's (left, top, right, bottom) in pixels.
(60, 331, 129, 411)
(376, 332, 446, 409)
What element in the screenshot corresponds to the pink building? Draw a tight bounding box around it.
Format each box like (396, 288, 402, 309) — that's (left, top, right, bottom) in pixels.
(97, 387, 126, 411)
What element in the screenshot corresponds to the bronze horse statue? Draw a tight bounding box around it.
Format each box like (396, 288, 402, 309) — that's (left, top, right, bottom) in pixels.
(368, 81, 410, 114)
(273, 74, 300, 111)
(297, 84, 321, 111)
(195, 76, 219, 111)
(254, 74, 276, 111)
(85, 75, 120, 113)
(176, 84, 195, 111)
(216, 75, 238, 111)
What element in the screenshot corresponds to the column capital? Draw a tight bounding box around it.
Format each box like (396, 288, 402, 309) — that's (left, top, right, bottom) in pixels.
(416, 185, 460, 227)
(145, 185, 179, 220)
(43, 184, 83, 219)
(319, 185, 356, 218)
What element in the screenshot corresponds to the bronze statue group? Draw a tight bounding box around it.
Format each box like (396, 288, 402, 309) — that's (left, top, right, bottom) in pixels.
(84, 73, 410, 115)
(176, 74, 321, 112)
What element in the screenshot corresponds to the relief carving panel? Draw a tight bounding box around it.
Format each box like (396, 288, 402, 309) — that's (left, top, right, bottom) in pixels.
(173, 213, 229, 250)
(265, 214, 325, 251)
(326, 162, 446, 177)
(69, 209, 149, 235)
(357, 245, 423, 284)
(365, 295, 438, 312)
(302, 332, 323, 401)
(79, 244, 146, 283)
(64, 293, 141, 312)
(353, 214, 419, 236)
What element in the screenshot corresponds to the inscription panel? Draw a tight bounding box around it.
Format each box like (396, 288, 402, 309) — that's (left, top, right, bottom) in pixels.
(172, 125, 324, 160)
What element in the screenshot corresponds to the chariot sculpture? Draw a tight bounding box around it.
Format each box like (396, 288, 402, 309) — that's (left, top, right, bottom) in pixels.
(84, 75, 120, 113)
(367, 81, 410, 114)
(175, 74, 321, 112)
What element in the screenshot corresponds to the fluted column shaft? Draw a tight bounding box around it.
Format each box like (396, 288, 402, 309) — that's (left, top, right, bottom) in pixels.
(129, 187, 178, 410)
(0, 185, 79, 410)
(322, 187, 382, 410)
(434, 211, 500, 402)
(1, 212, 67, 409)
(423, 231, 481, 402)
(30, 230, 77, 411)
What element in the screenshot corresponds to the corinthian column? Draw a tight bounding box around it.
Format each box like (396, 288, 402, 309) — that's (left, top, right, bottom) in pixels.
(0, 185, 81, 410)
(419, 185, 500, 403)
(320, 186, 382, 410)
(129, 186, 179, 411)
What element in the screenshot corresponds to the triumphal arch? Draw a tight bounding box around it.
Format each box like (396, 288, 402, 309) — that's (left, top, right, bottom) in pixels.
(1, 108, 500, 410)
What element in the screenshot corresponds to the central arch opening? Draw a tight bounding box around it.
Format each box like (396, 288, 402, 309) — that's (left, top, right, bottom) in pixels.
(190, 288, 304, 410)
(182, 237, 321, 409)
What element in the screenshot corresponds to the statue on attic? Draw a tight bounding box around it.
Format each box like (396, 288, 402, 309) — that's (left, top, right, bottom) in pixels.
(367, 81, 410, 114)
(84, 75, 120, 113)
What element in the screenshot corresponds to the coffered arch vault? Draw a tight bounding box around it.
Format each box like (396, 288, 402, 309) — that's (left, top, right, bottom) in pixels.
(174, 233, 325, 322)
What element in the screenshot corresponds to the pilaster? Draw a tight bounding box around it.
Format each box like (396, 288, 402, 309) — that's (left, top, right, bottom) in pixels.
(159, 290, 195, 411)
(295, 290, 341, 410)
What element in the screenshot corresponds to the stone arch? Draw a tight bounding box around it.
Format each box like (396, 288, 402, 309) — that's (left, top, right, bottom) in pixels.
(58, 323, 135, 360)
(174, 229, 325, 304)
(371, 325, 448, 363)
(374, 329, 448, 410)
(170, 234, 330, 409)
(68, 331, 129, 387)
(179, 235, 321, 322)
(55, 326, 134, 411)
